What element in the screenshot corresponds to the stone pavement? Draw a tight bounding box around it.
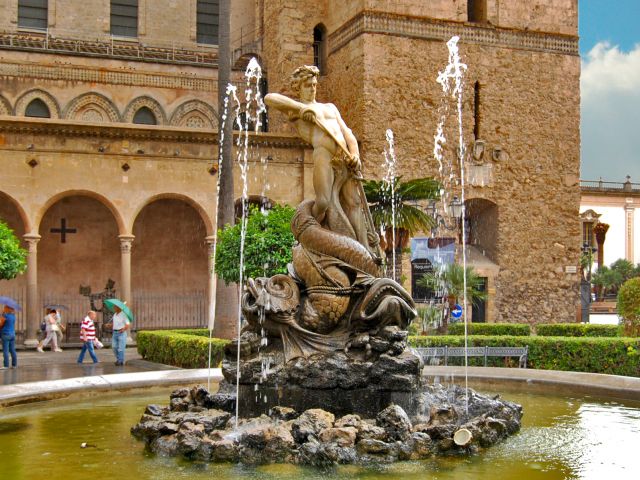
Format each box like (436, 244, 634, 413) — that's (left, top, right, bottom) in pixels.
(0, 346, 177, 386)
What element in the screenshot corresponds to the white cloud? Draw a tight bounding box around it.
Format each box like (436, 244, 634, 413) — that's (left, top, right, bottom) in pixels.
(581, 42, 640, 182)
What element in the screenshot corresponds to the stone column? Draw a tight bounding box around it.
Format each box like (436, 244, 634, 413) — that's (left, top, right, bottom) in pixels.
(23, 234, 41, 347)
(118, 235, 135, 304)
(624, 203, 634, 262)
(205, 235, 216, 330)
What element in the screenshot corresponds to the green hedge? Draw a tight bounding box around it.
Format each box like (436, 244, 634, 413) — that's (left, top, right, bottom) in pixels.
(137, 330, 229, 368)
(409, 335, 640, 377)
(447, 323, 531, 336)
(536, 323, 619, 337)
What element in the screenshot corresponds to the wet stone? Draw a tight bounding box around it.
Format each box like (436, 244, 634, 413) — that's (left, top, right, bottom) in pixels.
(144, 404, 166, 416)
(318, 427, 357, 447)
(268, 406, 298, 421)
(376, 404, 412, 441)
(291, 409, 335, 444)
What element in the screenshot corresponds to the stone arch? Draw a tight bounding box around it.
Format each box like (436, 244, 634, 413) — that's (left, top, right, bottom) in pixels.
(170, 99, 218, 129)
(35, 190, 126, 236)
(37, 193, 124, 307)
(131, 196, 210, 300)
(0, 94, 12, 116)
(0, 190, 32, 235)
(14, 89, 61, 118)
(131, 193, 213, 236)
(64, 92, 121, 123)
(123, 96, 167, 125)
(464, 197, 498, 262)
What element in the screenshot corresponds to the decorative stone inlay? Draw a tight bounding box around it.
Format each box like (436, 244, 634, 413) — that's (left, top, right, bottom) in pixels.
(123, 96, 167, 125)
(329, 11, 579, 57)
(0, 95, 11, 115)
(170, 99, 218, 129)
(185, 115, 206, 128)
(0, 61, 216, 91)
(80, 109, 105, 123)
(14, 89, 61, 118)
(64, 92, 121, 123)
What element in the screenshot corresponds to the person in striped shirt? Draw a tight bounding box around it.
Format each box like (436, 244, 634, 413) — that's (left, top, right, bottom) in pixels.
(77, 310, 99, 364)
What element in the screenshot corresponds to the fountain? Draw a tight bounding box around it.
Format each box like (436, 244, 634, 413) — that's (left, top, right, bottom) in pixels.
(131, 56, 523, 465)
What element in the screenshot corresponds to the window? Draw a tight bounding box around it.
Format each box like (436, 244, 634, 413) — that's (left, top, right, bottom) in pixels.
(132, 107, 156, 125)
(18, 0, 48, 30)
(197, 0, 219, 45)
(583, 222, 595, 248)
(467, 0, 487, 23)
(111, 0, 138, 37)
(313, 24, 327, 75)
(25, 98, 50, 118)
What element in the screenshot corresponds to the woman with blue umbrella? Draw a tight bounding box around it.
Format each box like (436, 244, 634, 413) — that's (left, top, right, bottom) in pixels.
(0, 298, 20, 369)
(103, 299, 133, 366)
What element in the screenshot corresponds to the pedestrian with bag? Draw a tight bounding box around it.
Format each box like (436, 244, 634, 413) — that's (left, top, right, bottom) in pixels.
(36, 309, 62, 353)
(1, 305, 18, 369)
(77, 310, 99, 364)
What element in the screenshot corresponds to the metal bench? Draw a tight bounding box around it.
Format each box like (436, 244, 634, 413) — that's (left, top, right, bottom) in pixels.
(415, 346, 528, 368)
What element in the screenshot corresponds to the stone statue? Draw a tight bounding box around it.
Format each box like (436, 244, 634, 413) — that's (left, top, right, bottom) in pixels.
(233, 66, 416, 364)
(264, 65, 380, 260)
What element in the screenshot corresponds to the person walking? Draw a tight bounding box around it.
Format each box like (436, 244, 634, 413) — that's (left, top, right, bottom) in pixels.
(36, 309, 62, 353)
(110, 305, 130, 366)
(1, 305, 17, 369)
(77, 310, 99, 364)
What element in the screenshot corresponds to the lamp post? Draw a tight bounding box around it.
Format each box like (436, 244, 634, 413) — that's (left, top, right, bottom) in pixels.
(580, 242, 597, 323)
(425, 196, 463, 233)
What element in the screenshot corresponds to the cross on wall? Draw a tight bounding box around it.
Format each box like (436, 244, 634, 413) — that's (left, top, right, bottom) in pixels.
(50, 218, 77, 243)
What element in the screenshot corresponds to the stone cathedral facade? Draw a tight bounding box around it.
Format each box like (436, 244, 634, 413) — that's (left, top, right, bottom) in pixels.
(0, 0, 580, 343)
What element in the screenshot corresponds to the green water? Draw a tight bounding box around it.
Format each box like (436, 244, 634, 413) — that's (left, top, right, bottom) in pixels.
(0, 387, 638, 480)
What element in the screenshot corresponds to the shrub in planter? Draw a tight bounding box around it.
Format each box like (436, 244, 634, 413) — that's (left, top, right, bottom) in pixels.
(447, 323, 530, 336)
(618, 277, 640, 336)
(536, 323, 618, 337)
(137, 330, 228, 368)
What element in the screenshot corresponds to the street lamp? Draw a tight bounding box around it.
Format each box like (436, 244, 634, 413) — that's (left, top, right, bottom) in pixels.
(580, 242, 597, 323)
(425, 196, 464, 233)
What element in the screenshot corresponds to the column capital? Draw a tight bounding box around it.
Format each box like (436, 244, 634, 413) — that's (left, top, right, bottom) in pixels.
(205, 235, 216, 245)
(23, 233, 41, 243)
(118, 234, 135, 254)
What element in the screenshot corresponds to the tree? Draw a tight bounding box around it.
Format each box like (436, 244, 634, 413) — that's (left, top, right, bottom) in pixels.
(617, 277, 640, 336)
(363, 177, 440, 277)
(215, 204, 296, 284)
(0, 220, 27, 280)
(417, 262, 486, 328)
(591, 266, 622, 301)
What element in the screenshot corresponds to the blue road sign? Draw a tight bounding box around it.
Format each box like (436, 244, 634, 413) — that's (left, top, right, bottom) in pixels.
(451, 304, 463, 319)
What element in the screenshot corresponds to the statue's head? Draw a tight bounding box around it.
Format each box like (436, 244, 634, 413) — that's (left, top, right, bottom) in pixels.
(291, 65, 319, 101)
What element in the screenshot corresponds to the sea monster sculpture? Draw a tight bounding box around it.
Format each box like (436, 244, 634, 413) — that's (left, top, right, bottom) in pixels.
(239, 65, 416, 362)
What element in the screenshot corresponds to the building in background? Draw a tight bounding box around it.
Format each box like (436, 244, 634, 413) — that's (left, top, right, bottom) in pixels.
(0, 0, 581, 344)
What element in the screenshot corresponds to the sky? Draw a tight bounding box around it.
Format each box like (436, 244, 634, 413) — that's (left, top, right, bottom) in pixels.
(579, 0, 640, 182)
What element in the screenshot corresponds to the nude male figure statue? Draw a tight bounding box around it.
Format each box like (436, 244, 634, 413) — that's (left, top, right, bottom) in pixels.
(265, 65, 380, 260)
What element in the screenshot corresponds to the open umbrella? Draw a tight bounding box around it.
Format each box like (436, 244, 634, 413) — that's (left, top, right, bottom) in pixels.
(103, 298, 134, 322)
(0, 296, 22, 311)
(43, 304, 69, 311)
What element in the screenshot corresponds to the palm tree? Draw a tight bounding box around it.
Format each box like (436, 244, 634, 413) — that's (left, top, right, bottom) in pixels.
(363, 177, 440, 278)
(417, 263, 487, 329)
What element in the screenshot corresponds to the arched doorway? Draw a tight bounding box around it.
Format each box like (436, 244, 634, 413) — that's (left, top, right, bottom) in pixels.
(132, 198, 209, 329)
(0, 192, 29, 340)
(463, 198, 499, 323)
(38, 195, 122, 335)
